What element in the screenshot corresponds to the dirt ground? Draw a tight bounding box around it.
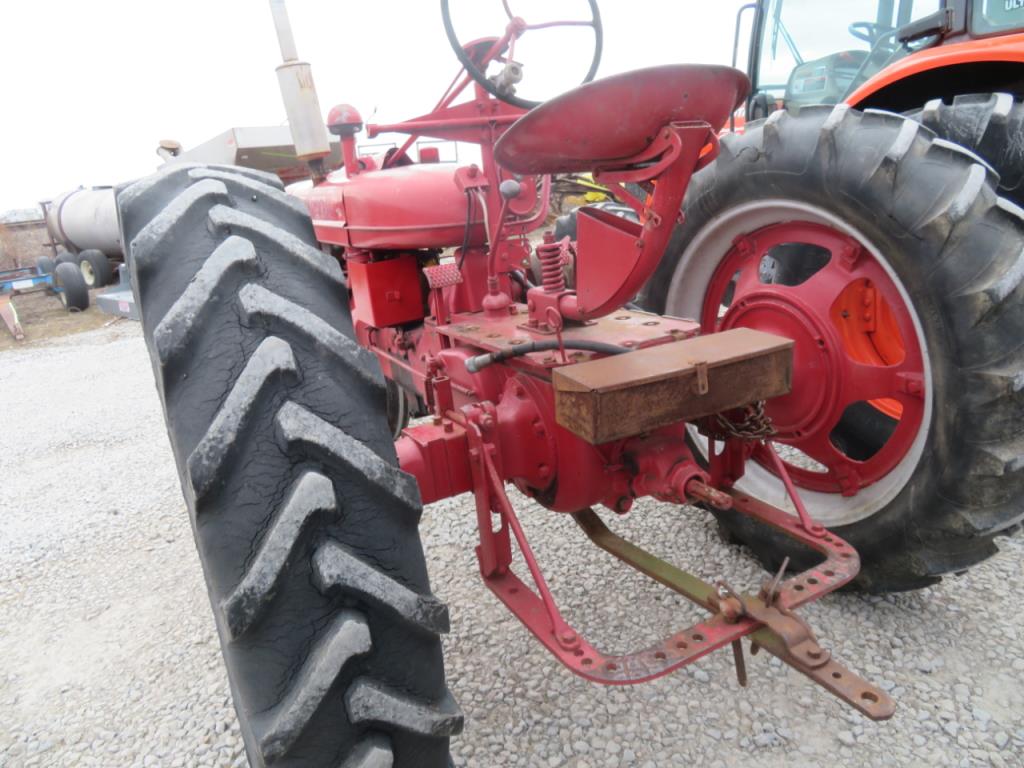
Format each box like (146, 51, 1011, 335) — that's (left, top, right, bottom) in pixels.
(0, 289, 118, 352)
(1, 314, 1022, 767)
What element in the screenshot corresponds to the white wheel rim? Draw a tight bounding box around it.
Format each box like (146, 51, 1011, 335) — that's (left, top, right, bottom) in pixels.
(80, 261, 95, 286)
(664, 199, 933, 527)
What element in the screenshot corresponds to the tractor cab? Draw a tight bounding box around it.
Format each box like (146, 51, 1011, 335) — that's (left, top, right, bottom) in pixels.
(742, 0, 1024, 118)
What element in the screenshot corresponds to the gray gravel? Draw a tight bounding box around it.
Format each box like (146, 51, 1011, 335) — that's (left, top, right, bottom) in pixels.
(2, 323, 1023, 767)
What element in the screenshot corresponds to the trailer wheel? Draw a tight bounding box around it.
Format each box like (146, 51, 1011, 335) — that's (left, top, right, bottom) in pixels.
(117, 164, 460, 768)
(909, 93, 1024, 207)
(53, 262, 89, 311)
(79, 248, 112, 288)
(645, 105, 1024, 592)
(55, 251, 79, 267)
(35, 256, 55, 275)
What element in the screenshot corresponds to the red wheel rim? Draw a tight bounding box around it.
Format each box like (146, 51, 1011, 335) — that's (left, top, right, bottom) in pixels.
(701, 222, 926, 496)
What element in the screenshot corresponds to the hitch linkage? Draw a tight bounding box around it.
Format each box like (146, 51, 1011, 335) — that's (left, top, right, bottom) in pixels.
(459, 408, 894, 719)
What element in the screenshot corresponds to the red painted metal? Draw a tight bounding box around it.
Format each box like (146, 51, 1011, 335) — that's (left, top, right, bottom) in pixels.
(497, 65, 749, 323)
(396, 420, 472, 505)
(418, 146, 441, 164)
(326, 103, 363, 176)
(523, 122, 713, 325)
(347, 253, 425, 328)
(425, 405, 892, 718)
(438, 308, 700, 373)
(295, 6, 898, 717)
(701, 221, 926, 496)
(303, 164, 487, 250)
(493, 65, 749, 174)
(763, 440, 826, 538)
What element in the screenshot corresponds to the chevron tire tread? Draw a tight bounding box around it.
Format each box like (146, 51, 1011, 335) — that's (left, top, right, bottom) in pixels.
(910, 93, 1024, 207)
(117, 165, 460, 767)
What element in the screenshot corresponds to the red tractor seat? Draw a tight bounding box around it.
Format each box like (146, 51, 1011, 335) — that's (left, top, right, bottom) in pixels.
(494, 64, 750, 175)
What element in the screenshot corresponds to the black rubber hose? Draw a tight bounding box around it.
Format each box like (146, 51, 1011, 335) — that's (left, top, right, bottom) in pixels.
(508, 269, 534, 293)
(457, 190, 474, 270)
(465, 339, 630, 373)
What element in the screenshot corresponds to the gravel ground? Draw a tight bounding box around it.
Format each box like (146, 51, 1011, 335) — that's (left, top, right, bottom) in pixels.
(1, 322, 1023, 768)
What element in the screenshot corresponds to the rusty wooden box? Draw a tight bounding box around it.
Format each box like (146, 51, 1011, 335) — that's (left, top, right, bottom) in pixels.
(553, 328, 793, 444)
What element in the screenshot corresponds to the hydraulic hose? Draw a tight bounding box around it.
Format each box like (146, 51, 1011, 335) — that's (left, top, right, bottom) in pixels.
(465, 339, 631, 373)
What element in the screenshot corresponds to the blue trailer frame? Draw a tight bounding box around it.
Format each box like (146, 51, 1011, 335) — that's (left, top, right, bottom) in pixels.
(0, 264, 61, 340)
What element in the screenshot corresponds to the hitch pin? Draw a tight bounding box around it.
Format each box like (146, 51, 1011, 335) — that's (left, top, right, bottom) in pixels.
(762, 556, 790, 607)
(731, 640, 748, 687)
(714, 581, 749, 687)
(685, 478, 733, 510)
(750, 556, 790, 658)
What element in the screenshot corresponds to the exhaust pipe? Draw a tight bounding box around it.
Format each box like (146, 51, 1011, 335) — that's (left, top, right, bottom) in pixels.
(269, 0, 331, 179)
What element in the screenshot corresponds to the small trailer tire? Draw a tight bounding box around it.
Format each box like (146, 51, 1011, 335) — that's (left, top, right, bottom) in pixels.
(53, 262, 89, 311)
(79, 249, 113, 288)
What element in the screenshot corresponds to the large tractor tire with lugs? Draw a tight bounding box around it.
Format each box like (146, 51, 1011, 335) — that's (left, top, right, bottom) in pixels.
(117, 164, 461, 767)
(644, 105, 1024, 593)
(909, 93, 1024, 207)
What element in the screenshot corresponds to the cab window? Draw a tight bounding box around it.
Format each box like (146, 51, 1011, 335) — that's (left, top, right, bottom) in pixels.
(972, 0, 1024, 34)
(755, 0, 944, 111)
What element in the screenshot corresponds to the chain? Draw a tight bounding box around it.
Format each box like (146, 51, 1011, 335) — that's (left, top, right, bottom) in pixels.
(705, 400, 776, 441)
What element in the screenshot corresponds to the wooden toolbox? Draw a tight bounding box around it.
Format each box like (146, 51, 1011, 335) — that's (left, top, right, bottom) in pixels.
(553, 328, 794, 444)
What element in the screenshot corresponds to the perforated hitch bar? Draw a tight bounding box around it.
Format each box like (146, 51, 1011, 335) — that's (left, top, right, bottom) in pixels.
(460, 414, 895, 720)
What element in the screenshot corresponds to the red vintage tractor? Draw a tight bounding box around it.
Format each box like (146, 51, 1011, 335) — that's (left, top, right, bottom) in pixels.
(116, 1, 1024, 765)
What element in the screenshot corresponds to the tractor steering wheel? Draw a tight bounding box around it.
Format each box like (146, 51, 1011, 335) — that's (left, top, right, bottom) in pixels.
(848, 21, 894, 44)
(441, 0, 603, 110)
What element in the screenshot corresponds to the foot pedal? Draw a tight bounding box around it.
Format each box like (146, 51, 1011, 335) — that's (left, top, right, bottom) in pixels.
(423, 263, 463, 289)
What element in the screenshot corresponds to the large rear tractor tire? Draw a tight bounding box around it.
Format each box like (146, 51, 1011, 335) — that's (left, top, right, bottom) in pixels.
(117, 164, 461, 767)
(645, 105, 1024, 592)
(909, 93, 1024, 207)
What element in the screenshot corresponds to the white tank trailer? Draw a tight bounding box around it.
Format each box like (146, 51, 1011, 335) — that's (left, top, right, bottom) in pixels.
(43, 186, 122, 257)
(41, 186, 138, 320)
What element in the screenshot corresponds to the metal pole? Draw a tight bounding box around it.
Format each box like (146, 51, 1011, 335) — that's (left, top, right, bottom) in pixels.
(269, 0, 299, 62)
(267, 0, 331, 172)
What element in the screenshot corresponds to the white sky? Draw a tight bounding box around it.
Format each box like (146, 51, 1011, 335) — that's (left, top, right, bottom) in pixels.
(0, 0, 752, 212)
